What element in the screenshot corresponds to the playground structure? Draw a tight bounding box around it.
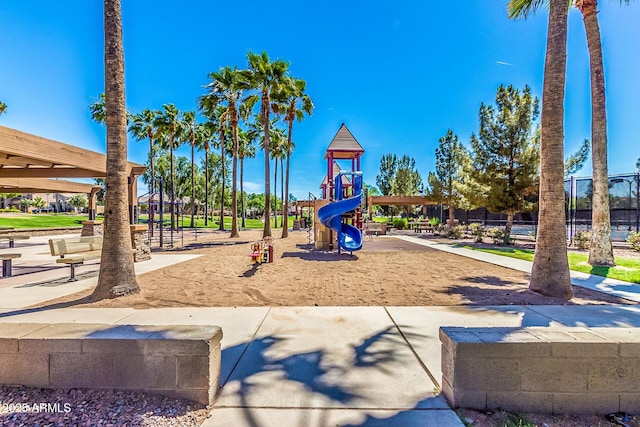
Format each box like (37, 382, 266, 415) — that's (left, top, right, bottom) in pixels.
(249, 236, 274, 264)
(313, 124, 365, 252)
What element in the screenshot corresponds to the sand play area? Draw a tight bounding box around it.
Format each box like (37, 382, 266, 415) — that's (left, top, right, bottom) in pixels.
(46, 229, 635, 309)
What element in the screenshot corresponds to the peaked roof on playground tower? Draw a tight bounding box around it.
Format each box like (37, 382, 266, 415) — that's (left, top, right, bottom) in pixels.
(324, 123, 364, 159)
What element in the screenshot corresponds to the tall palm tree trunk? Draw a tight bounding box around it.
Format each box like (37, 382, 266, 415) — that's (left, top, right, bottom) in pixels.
(170, 140, 175, 231)
(240, 157, 246, 228)
(530, 0, 573, 298)
(273, 155, 278, 229)
(230, 121, 239, 238)
(262, 97, 272, 237)
(148, 133, 155, 237)
(282, 120, 293, 238)
(281, 156, 285, 232)
(578, 0, 615, 266)
(93, 0, 139, 300)
(204, 145, 209, 226)
(190, 141, 195, 228)
(219, 128, 226, 231)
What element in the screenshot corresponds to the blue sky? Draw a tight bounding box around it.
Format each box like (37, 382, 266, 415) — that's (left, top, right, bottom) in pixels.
(1, 1, 639, 200)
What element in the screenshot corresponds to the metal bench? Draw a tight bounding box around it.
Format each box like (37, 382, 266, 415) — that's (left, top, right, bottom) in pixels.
(48, 236, 103, 282)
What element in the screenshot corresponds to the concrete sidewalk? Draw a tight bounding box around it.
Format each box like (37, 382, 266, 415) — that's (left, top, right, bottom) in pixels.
(1, 304, 640, 426)
(1, 234, 640, 425)
(396, 234, 640, 303)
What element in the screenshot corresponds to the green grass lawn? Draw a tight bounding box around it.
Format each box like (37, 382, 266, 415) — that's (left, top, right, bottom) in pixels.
(139, 214, 297, 230)
(0, 214, 88, 228)
(465, 246, 640, 284)
(0, 213, 299, 230)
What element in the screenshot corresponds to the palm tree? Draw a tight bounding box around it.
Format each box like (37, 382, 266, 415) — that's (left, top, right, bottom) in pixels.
(181, 111, 200, 228)
(192, 122, 210, 227)
(509, 1, 629, 267)
(89, 93, 106, 124)
(200, 104, 228, 231)
(270, 126, 287, 228)
(238, 127, 257, 228)
(201, 67, 246, 238)
(241, 51, 290, 237)
(201, 121, 217, 226)
(0, 101, 7, 116)
(154, 104, 183, 232)
(508, 0, 573, 298)
(92, 0, 139, 300)
(129, 109, 160, 234)
(277, 76, 314, 237)
(575, 0, 625, 266)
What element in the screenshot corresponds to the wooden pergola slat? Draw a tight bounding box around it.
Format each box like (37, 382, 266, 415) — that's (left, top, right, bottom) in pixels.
(0, 126, 145, 222)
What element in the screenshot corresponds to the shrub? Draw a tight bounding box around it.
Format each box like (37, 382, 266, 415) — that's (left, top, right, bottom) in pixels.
(627, 231, 640, 251)
(468, 222, 485, 243)
(392, 218, 408, 230)
(486, 227, 507, 245)
(428, 217, 441, 227)
(445, 225, 464, 239)
(573, 231, 591, 250)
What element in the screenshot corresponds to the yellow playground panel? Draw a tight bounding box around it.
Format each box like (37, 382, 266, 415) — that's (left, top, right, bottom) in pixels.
(249, 237, 274, 264)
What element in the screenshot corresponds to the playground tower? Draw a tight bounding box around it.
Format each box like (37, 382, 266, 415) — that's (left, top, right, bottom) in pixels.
(315, 124, 365, 250)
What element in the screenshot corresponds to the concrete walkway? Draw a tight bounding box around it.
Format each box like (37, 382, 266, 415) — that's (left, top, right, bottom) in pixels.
(396, 234, 640, 303)
(1, 234, 640, 426)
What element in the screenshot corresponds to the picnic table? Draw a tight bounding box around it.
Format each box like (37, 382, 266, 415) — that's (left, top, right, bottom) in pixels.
(412, 221, 434, 233)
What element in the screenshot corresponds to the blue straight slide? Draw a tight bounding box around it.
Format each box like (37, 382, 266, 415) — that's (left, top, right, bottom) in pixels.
(317, 173, 363, 253)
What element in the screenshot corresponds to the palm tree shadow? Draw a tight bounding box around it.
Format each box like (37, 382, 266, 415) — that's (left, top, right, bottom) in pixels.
(218, 326, 426, 424)
(0, 295, 94, 319)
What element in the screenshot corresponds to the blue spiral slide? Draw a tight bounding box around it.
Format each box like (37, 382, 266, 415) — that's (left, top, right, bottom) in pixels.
(317, 172, 363, 253)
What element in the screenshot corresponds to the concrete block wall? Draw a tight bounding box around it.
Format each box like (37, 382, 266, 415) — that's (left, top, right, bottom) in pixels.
(0, 323, 223, 405)
(440, 326, 640, 414)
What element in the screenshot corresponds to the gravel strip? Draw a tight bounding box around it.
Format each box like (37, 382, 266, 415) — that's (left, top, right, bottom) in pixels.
(0, 386, 209, 426)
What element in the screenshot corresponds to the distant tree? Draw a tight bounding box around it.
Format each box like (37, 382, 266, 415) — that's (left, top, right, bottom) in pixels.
(564, 139, 591, 177)
(363, 183, 380, 216)
(247, 193, 266, 215)
(376, 154, 398, 216)
(68, 194, 88, 212)
(20, 198, 32, 212)
(93, 178, 106, 203)
(392, 155, 423, 217)
(636, 157, 640, 171)
(89, 93, 106, 124)
(32, 196, 46, 209)
(154, 103, 184, 230)
(376, 154, 397, 197)
(428, 129, 471, 226)
(181, 111, 200, 228)
(0, 100, 7, 116)
(469, 84, 540, 239)
(277, 76, 314, 238)
(238, 125, 258, 228)
(129, 108, 161, 231)
(270, 126, 287, 228)
(1, 193, 20, 210)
